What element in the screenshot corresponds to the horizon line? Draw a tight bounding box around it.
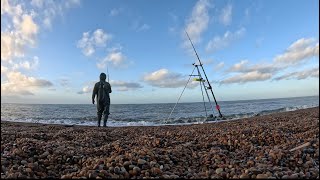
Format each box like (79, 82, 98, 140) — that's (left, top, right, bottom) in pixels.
(1, 95, 318, 105)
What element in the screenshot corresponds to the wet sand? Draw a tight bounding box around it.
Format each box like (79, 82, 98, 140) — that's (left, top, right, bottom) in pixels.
(1, 107, 319, 179)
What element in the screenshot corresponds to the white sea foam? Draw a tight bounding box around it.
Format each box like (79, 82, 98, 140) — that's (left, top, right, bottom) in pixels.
(1, 96, 318, 127)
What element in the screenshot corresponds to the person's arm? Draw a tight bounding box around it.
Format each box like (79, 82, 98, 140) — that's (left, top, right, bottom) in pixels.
(109, 83, 112, 93)
(92, 83, 97, 104)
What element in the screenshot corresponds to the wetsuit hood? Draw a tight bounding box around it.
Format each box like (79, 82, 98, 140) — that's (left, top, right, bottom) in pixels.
(100, 73, 106, 81)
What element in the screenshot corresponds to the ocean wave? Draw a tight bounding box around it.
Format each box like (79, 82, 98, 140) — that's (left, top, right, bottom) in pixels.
(1, 100, 318, 127)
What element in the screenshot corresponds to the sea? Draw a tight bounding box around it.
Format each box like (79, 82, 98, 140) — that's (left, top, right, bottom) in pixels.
(1, 96, 319, 127)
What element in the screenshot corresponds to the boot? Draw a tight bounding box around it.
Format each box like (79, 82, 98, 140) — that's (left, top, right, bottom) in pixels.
(97, 114, 102, 127)
(103, 115, 108, 127)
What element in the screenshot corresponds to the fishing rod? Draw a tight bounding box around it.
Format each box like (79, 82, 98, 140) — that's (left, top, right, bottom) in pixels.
(106, 63, 110, 82)
(185, 30, 223, 118)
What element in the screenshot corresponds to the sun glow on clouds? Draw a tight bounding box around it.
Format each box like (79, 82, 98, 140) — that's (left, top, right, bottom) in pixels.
(77, 86, 91, 94)
(1, 71, 53, 96)
(1, 14, 39, 61)
(1, 0, 79, 97)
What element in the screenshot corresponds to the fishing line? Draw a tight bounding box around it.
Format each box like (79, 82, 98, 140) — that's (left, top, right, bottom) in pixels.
(166, 66, 196, 123)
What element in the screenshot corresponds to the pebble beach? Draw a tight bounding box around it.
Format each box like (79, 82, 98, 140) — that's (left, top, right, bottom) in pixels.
(1, 107, 319, 179)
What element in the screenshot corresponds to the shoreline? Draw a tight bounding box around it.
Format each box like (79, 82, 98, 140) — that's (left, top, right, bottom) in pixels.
(1, 107, 319, 179)
(2, 106, 319, 128)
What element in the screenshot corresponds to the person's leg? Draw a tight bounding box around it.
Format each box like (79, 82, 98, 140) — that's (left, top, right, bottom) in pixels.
(103, 104, 110, 127)
(97, 104, 103, 127)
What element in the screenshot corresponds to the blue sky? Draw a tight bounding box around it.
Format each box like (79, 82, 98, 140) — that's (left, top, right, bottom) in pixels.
(1, 0, 319, 104)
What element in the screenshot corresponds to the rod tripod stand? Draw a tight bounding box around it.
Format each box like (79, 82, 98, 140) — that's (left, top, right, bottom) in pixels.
(185, 29, 223, 118)
(190, 63, 223, 118)
(166, 30, 224, 123)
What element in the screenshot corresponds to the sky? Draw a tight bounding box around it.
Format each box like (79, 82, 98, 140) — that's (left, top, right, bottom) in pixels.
(1, 0, 319, 104)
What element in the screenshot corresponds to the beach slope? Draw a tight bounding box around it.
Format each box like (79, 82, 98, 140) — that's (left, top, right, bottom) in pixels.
(1, 107, 319, 179)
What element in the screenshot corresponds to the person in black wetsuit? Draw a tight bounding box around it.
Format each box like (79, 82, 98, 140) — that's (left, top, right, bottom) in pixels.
(92, 73, 112, 127)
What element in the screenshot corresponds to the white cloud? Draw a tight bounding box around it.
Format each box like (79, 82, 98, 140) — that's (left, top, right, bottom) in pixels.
(77, 29, 112, 56)
(97, 50, 127, 69)
(221, 37, 319, 84)
(19, 14, 38, 37)
(206, 27, 246, 52)
(1, 31, 25, 61)
(12, 56, 39, 70)
(273, 67, 319, 81)
(227, 59, 282, 74)
(5, 71, 52, 87)
(1, 0, 79, 98)
(29, 0, 80, 29)
(110, 80, 143, 91)
(106, 52, 125, 66)
(219, 4, 232, 26)
(234, 63, 282, 74)
(78, 32, 94, 56)
(1, 0, 79, 61)
(287, 38, 316, 51)
(143, 69, 198, 88)
(221, 71, 272, 84)
(222, 59, 284, 84)
(78, 79, 143, 93)
(1, 13, 39, 61)
(77, 86, 91, 94)
(228, 60, 248, 72)
(41, 3, 60, 29)
(274, 38, 319, 64)
(1, 0, 23, 16)
(183, 0, 211, 46)
(105, 51, 125, 66)
(93, 29, 109, 46)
